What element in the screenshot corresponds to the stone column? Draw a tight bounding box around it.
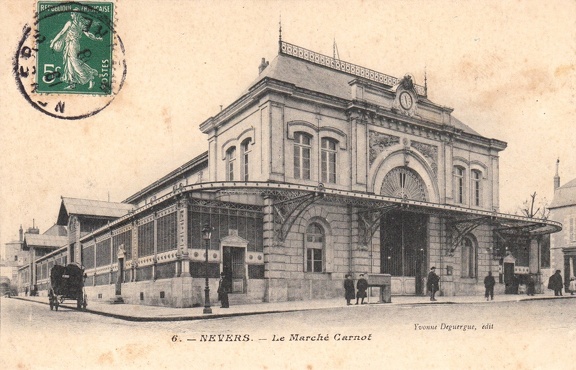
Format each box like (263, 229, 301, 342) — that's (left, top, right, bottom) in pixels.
(529, 238, 539, 274)
(153, 212, 158, 281)
(177, 199, 191, 277)
(131, 220, 138, 282)
(263, 196, 287, 302)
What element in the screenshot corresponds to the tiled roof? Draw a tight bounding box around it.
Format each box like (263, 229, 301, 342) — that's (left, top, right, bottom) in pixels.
(23, 234, 67, 249)
(549, 178, 576, 209)
(57, 197, 135, 225)
(253, 53, 354, 100)
(43, 224, 68, 237)
(251, 52, 481, 137)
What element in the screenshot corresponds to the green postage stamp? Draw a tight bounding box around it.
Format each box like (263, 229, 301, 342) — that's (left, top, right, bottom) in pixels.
(37, 1, 114, 95)
(14, 0, 125, 119)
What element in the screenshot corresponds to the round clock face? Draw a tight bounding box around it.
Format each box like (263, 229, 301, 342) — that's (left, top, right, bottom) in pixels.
(399, 92, 413, 110)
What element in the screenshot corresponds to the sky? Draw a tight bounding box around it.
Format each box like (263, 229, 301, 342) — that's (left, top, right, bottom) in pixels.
(1, 0, 575, 252)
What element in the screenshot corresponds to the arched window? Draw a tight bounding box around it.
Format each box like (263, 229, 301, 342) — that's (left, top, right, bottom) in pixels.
(226, 146, 236, 181)
(471, 170, 481, 206)
(381, 167, 427, 201)
(461, 236, 476, 278)
(321, 138, 337, 184)
(306, 223, 324, 272)
(241, 139, 251, 181)
(454, 166, 465, 204)
(294, 132, 311, 180)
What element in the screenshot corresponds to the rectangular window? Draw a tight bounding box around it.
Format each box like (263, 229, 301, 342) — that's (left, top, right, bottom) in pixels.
(242, 139, 251, 182)
(570, 217, 576, 242)
(472, 170, 481, 207)
(306, 248, 322, 272)
(157, 212, 177, 253)
(83, 244, 95, 269)
(95, 239, 111, 267)
(138, 221, 155, 257)
(226, 147, 236, 181)
(454, 167, 465, 204)
(294, 133, 311, 180)
(321, 138, 337, 184)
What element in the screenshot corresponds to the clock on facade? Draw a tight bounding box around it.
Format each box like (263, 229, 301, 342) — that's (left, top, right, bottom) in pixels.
(399, 91, 413, 110)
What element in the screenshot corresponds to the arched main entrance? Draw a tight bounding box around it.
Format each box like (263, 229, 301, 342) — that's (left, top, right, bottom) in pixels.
(379, 167, 428, 295)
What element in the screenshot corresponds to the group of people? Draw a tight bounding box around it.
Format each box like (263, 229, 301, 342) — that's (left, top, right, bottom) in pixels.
(344, 273, 369, 305)
(345, 267, 576, 304)
(343, 267, 443, 304)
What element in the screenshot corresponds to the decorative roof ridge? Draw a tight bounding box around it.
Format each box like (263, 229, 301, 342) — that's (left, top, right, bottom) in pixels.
(279, 41, 426, 96)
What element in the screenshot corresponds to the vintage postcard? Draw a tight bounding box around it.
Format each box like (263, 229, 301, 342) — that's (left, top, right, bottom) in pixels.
(1, 1, 575, 369)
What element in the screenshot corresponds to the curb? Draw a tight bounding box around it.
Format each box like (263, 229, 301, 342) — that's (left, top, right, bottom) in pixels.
(10, 295, 574, 322)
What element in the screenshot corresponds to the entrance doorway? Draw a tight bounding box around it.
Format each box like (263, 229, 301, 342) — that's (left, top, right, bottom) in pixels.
(380, 211, 428, 295)
(223, 247, 245, 293)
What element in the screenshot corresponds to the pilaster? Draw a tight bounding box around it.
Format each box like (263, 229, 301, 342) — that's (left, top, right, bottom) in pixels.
(178, 198, 191, 277)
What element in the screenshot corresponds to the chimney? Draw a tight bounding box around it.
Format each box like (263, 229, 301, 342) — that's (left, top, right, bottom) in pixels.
(19, 225, 23, 242)
(258, 58, 269, 74)
(27, 219, 40, 235)
(554, 158, 560, 190)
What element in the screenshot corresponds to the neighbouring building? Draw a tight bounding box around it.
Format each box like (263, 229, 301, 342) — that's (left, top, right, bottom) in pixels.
(548, 161, 576, 291)
(16, 37, 561, 307)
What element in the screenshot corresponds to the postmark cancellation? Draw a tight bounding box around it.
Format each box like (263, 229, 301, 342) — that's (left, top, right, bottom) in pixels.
(14, 0, 126, 119)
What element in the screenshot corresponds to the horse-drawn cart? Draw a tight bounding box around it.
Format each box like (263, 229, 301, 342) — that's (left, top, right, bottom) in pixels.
(48, 263, 87, 311)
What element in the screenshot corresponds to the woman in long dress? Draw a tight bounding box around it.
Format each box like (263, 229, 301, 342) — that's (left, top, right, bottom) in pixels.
(50, 12, 102, 90)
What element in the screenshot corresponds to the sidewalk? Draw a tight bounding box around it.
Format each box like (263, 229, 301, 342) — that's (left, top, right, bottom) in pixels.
(10, 292, 575, 322)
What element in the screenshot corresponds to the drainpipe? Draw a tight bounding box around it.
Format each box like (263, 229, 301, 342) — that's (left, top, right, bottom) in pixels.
(348, 204, 353, 273)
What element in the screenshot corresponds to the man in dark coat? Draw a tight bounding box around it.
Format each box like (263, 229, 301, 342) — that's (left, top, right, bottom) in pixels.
(426, 267, 440, 301)
(548, 270, 563, 296)
(344, 274, 355, 306)
(355, 273, 368, 305)
(217, 272, 231, 308)
(526, 274, 536, 296)
(484, 271, 496, 301)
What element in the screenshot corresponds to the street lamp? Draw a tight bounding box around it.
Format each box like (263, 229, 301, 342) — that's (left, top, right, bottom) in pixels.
(202, 223, 212, 314)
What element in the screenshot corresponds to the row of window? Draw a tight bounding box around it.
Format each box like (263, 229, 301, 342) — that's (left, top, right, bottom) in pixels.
(454, 167, 483, 207)
(226, 138, 251, 181)
(295, 133, 338, 184)
(225, 134, 339, 184)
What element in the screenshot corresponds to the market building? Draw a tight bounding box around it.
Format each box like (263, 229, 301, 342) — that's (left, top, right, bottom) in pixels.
(16, 37, 561, 307)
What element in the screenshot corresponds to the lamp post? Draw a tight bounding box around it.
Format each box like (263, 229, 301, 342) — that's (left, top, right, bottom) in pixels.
(202, 223, 212, 314)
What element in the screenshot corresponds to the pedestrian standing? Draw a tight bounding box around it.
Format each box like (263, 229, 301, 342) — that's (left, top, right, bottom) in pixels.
(356, 273, 368, 305)
(426, 267, 439, 301)
(344, 274, 355, 306)
(569, 277, 576, 295)
(217, 271, 231, 308)
(526, 274, 536, 296)
(547, 270, 563, 296)
(484, 271, 496, 301)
